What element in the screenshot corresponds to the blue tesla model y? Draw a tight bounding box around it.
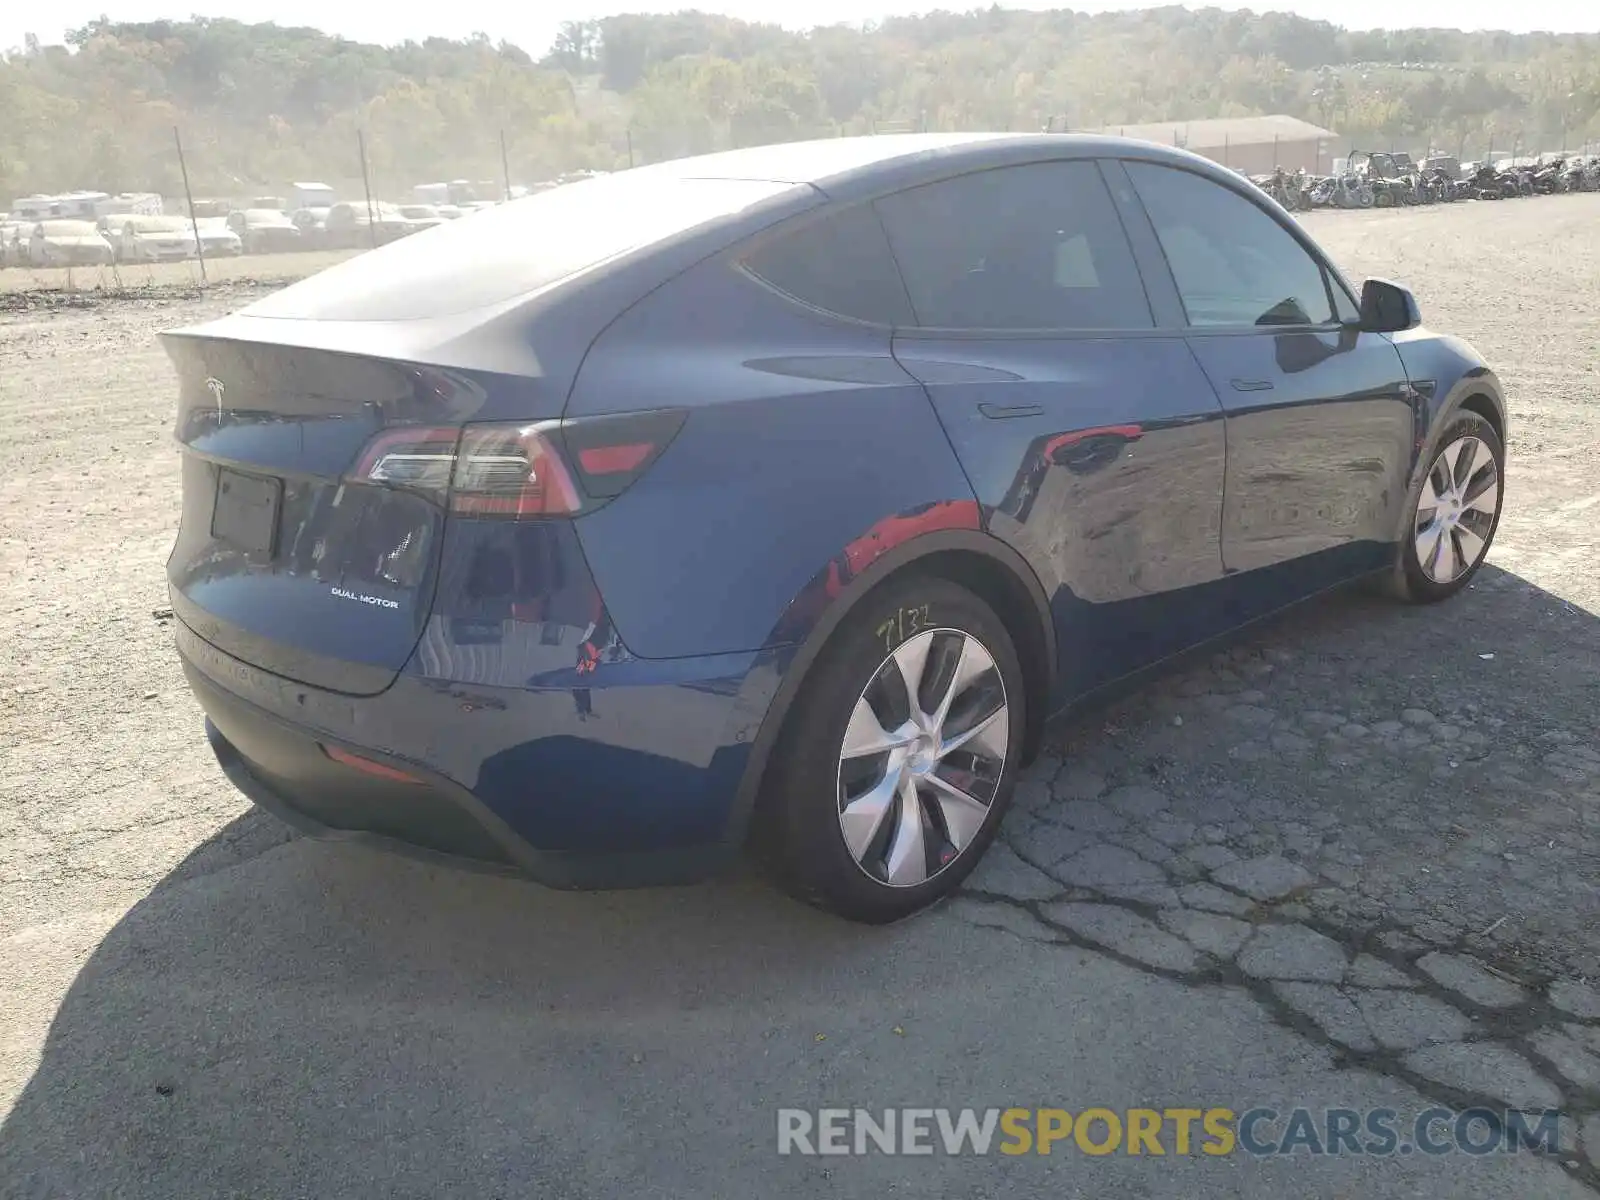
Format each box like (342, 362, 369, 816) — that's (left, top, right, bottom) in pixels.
(165, 134, 1507, 922)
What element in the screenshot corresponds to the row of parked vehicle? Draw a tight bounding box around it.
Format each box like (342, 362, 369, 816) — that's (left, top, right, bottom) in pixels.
(0, 198, 501, 268)
(290, 199, 498, 250)
(2, 214, 210, 268)
(1248, 152, 1600, 211)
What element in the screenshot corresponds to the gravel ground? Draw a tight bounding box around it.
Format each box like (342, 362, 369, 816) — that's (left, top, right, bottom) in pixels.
(1, 195, 1598, 1198)
(0, 249, 358, 297)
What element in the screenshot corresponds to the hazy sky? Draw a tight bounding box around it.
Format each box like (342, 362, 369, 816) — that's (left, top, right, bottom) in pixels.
(2, 0, 1594, 57)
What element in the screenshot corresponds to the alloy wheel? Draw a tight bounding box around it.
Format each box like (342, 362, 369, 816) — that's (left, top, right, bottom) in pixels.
(836, 628, 1009, 888)
(1415, 434, 1501, 585)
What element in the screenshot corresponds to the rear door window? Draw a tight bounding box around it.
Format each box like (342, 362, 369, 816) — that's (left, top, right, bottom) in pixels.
(872, 161, 1154, 332)
(741, 205, 914, 326)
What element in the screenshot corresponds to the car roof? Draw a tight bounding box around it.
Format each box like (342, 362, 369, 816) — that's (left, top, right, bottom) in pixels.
(182, 132, 1253, 379)
(636, 132, 1228, 197)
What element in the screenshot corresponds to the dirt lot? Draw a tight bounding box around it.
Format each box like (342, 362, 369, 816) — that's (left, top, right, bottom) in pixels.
(0, 249, 358, 297)
(1, 195, 1598, 1198)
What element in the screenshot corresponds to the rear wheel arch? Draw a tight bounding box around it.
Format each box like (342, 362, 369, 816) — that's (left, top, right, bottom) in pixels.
(726, 530, 1056, 849)
(1457, 390, 1505, 446)
(907, 547, 1054, 763)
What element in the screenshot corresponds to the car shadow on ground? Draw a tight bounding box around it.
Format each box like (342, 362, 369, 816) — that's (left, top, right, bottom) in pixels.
(2, 564, 1596, 1197)
(0, 822, 892, 1195)
(1036, 561, 1600, 976)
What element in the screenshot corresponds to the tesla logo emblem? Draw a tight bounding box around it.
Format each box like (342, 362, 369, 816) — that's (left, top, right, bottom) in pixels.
(205, 377, 225, 423)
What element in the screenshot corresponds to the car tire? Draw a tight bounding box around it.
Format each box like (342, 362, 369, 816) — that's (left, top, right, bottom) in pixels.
(1383, 411, 1504, 604)
(758, 574, 1025, 924)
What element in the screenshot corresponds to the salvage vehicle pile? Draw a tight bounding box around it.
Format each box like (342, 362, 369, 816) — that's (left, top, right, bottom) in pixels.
(1249, 152, 1600, 211)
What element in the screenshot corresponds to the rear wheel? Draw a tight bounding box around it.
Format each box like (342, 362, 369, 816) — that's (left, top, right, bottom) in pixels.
(1385, 412, 1504, 603)
(760, 575, 1025, 923)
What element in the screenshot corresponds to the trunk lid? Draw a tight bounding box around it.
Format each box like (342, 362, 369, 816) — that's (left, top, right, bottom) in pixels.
(163, 334, 562, 696)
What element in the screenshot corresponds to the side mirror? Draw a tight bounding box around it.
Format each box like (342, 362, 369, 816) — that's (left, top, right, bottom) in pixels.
(1359, 278, 1422, 333)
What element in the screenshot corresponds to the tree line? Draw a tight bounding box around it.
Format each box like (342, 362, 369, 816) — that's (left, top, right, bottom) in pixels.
(2, 10, 1597, 202)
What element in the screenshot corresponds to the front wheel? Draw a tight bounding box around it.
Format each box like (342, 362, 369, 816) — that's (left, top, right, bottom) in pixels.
(1385, 412, 1505, 604)
(759, 575, 1025, 923)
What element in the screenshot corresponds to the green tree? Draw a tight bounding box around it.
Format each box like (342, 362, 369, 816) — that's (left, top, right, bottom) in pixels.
(3, 11, 1599, 205)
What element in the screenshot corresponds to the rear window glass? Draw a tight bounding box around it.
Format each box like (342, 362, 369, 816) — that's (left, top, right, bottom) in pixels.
(741, 205, 914, 325)
(245, 175, 795, 322)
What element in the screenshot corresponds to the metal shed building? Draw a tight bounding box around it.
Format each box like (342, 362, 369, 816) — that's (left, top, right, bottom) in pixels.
(1096, 114, 1340, 175)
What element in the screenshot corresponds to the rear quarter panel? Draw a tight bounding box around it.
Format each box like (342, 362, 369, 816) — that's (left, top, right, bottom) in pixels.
(566, 254, 978, 660)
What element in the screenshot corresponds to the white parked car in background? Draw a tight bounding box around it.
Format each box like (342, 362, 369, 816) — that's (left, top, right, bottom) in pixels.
(28, 220, 115, 266)
(227, 208, 303, 254)
(194, 217, 243, 256)
(324, 201, 413, 248)
(398, 204, 446, 230)
(117, 215, 199, 263)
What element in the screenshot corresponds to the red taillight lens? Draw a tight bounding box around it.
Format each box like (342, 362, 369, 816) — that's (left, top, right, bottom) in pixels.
(559, 409, 688, 500)
(349, 410, 686, 518)
(576, 442, 653, 476)
(449, 421, 585, 517)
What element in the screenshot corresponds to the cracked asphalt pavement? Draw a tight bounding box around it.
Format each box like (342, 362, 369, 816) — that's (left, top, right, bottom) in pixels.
(3, 196, 1599, 1197)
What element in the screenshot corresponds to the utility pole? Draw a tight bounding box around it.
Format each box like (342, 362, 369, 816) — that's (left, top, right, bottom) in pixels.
(357, 130, 377, 249)
(173, 127, 207, 285)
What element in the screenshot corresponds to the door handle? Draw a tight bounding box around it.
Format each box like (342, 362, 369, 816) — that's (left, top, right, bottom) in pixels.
(1230, 378, 1275, 393)
(978, 402, 1045, 419)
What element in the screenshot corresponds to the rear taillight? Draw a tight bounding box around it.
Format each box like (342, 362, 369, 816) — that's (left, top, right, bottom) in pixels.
(450, 422, 584, 517)
(347, 409, 686, 518)
(351, 425, 461, 497)
(558, 409, 688, 500)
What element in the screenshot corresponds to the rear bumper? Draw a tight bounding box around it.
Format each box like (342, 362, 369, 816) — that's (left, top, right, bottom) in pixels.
(203, 712, 731, 888)
(179, 617, 784, 888)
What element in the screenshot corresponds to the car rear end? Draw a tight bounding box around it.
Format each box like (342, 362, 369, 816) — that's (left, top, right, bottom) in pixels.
(35, 222, 112, 266)
(165, 333, 546, 868)
(154, 237, 198, 262)
(198, 222, 243, 255)
(251, 218, 302, 253)
(166, 169, 818, 882)
(130, 221, 199, 261)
